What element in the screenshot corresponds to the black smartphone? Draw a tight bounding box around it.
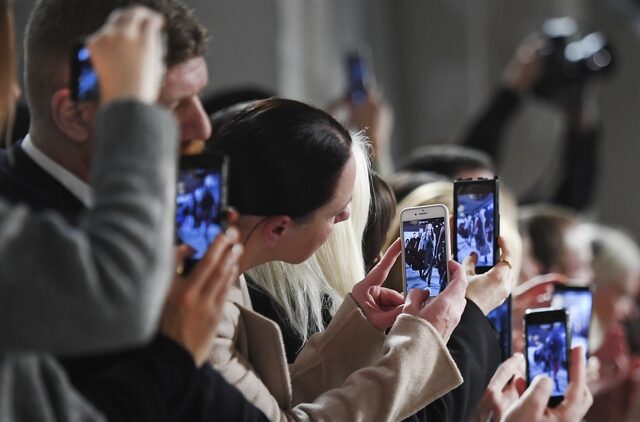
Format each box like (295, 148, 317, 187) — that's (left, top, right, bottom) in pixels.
(487, 296, 512, 361)
(346, 51, 369, 105)
(551, 285, 593, 361)
(524, 307, 571, 407)
(400, 205, 451, 298)
(176, 153, 228, 274)
(70, 42, 100, 101)
(453, 177, 499, 274)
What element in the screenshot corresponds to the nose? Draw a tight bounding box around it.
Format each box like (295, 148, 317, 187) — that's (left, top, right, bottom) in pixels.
(177, 96, 212, 144)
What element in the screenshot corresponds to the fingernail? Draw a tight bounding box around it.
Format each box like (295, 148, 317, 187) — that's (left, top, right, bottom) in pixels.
(225, 227, 239, 240)
(231, 244, 243, 255)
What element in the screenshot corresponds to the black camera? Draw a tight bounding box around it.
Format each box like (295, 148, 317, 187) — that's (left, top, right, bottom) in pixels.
(533, 17, 614, 105)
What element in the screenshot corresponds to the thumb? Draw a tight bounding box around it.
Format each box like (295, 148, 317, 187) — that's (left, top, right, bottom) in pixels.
(365, 238, 402, 287)
(517, 376, 553, 417)
(462, 252, 478, 276)
(403, 288, 430, 315)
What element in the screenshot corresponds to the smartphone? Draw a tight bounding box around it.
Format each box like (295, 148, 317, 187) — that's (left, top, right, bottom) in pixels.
(400, 204, 451, 298)
(453, 177, 499, 274)
(176, 153, 228, 274)
(524, 307, 571, 407)
(487, 296, 512, 361)
(551, 285, 593, 361)
(346, 51, 372, 105)
(70, 43, 100, 101)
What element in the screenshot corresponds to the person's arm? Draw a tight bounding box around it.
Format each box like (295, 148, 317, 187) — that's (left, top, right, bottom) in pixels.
(0, 7, 176, 354)
(409, 300, 501, 422)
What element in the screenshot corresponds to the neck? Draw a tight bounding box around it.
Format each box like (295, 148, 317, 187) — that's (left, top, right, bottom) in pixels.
(236, 217, 272, 274)
(30, 127, 91, 182)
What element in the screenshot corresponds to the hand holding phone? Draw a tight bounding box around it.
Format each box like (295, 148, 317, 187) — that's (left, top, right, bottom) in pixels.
(400, 204, 451, 298)
(524, 308, 571, 407)
(502, 346, 592, 422)
(72, 6, 166, 103)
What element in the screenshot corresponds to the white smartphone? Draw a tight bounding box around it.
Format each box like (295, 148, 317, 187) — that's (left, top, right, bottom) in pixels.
(400, 204, 451, 297)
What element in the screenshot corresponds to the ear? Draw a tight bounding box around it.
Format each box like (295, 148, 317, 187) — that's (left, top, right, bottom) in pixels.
(50, 88, 93, 143)
(262, 215, 293, 247)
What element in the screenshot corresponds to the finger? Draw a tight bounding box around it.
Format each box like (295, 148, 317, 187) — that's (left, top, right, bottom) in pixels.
(462, 252, 478, 276)
(202, 243, 243, 299)
(518, 376, 553, 416)
(440, 260, 468, 300)
(175, 244, 196, 266)
(490, 353, 526, 388)
(189, 227, 239, 289)
(564, 346, 586, 402)
(377, 305, 404, 328)
(364, 238, 402, 287)
(497, 236, 512, 264)
(212, 264, 239, 310)
(377, 288, 405, 308)
(403, 288, 430, 314)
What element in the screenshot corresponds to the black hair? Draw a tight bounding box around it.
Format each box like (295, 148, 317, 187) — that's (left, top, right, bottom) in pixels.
(398, 144, 495, 179)
(208, 98, 352, 220)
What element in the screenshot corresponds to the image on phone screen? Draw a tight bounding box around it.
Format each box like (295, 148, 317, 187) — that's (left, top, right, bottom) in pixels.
(74, 45, 99, 101)
(551, 287, 592, 360)
(526, 320, 569, 399)
(487, 297, 512, 361)
(176, 168, 223, 260)
(402, 216, 448, 297)
(455, 184, 496, 267)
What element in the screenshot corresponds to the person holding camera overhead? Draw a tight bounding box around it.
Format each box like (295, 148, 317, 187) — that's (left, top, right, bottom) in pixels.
(463, 17, 610, 211)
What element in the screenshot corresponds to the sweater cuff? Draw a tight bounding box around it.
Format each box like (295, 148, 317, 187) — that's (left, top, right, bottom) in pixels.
(150, 334, 198, 393)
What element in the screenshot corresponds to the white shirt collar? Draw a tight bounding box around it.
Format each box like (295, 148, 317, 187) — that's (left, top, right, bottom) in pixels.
(22, 134, 94, 208)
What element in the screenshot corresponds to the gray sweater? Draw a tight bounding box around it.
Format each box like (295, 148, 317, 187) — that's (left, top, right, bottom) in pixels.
(0, 100, 178, 421)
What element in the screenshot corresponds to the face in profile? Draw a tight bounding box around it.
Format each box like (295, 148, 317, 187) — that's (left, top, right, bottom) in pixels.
(279, 152, 356, 264)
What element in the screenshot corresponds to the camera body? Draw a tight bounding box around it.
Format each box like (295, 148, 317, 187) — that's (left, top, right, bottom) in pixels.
(534, 17, 614, 105)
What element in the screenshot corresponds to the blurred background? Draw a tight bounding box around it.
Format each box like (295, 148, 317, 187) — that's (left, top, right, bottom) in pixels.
(11, 0, 640, 239)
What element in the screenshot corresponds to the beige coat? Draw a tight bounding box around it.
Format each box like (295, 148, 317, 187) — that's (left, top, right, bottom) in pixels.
(210, 276, 463, 421)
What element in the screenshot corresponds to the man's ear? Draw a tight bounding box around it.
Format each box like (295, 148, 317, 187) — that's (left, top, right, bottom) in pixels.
(262, 216, 293, 247)
(50, 88, 93, 143)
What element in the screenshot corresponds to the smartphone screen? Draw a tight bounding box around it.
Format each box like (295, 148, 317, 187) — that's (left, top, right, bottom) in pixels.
(487, 296, 512, 361)
(402, 213, 448, 297)
(71, 44, 100, 101)
(453, 178, 499, 273)
(551, 286, 593, 360)
(525, 308, 570, 406)
(176, 154, 227, 270)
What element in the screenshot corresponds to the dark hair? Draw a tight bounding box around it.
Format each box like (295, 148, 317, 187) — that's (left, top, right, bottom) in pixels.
(398, 144, 495, 179)
(518, 204, 578, 273)
(387, 170, 448, 203)
(24, 0, 207, 125)
(363, 172, 396, 272)
(202, 86, 274, 116)
(208, 98, 352, 220)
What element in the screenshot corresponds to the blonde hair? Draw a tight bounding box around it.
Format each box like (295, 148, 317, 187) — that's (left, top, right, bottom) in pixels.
(0, 0, 16, 138)
(591, 224, 640, 292)
(246, 133, 371, 342)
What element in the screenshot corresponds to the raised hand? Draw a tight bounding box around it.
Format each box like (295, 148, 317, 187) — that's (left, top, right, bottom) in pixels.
(87, 6, 166, 104)
(402, 260, 468, 343)
(464, 236, 514, 315)
(351, 239, 406, 331)
(502, 346, 593, 422)
(160, 228, 242, 366)
(471, 353, 526, 422)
